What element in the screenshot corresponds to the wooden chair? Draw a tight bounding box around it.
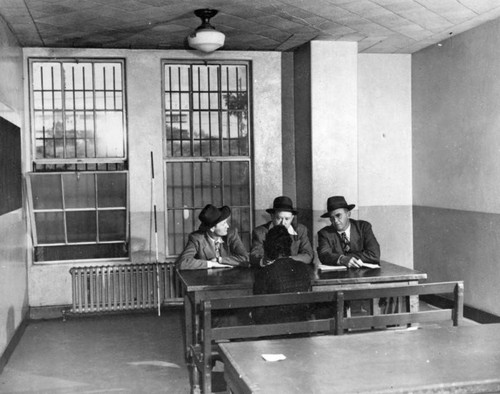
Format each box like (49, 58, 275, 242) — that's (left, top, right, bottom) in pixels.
(335, 281, 464, 335)
(189, 291, 338, 394)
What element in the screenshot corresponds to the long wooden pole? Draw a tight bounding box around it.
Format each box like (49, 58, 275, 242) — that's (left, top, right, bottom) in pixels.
(151, 151, 161, 317)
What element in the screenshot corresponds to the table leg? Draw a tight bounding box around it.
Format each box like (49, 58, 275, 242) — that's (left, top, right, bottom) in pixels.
(184, 294, 193, 362)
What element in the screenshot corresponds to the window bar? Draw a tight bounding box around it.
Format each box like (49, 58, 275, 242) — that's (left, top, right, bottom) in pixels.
(40, 63, 47, 160)
(72, 65, 77, 159)
(102, 65, 107, 111)
(167, 66, 173, 157)
(83, 64, 88, 159)
(176, 66, 183, 157)
(48, 65, 56, 160)
(207, 68, 214, 157)
(188, 66, 194, 157)
(92, 63, 98, 161)
(180, 162, 187, 249)
(177, 68, 184, 157)
(95, 173, 100, 243)
(196, 67, 202, 157)
(61, 174, 69, 244)
(53, 64, 65, 160)
(235, 67, 241, 156)
(42, 126, 46, 159)
(113, 65, 117, 110)
(229, 161, 236, 211)
(217, 65, 223, 157)
(224, 66, 230, 157)
(220, 161, 226, 208)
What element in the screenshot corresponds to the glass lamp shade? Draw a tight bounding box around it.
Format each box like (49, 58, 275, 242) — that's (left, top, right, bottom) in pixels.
(188, 28, 225, 53)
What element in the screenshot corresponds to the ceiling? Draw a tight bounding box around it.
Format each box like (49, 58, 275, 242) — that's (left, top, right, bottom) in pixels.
(1, 0, 500, 53)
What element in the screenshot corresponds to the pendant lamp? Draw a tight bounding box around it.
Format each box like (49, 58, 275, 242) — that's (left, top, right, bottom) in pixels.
(187, 9, 225, 53)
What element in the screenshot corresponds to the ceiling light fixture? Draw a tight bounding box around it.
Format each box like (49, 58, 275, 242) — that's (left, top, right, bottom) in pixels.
(188, 9, 225, 53)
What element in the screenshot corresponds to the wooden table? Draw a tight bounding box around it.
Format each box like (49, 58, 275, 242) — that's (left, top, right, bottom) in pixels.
(314, 261, 428, 314)
(219, 324, 500, 394)
(313, 260, 427, 290)
(177, 267, 254, 358)
(177, 261, 427, 357)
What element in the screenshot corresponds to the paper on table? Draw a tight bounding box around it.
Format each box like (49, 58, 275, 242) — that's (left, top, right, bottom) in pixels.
(262, 354, 286, 362)
(318, 263, 347, 272)
(357, 261, 380, 269)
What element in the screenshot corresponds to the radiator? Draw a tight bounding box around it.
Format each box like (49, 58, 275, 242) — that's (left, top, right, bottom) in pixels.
(68, 263, 182, 314)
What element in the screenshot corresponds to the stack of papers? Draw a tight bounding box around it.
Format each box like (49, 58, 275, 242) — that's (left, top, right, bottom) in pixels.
(318, 261, 380, 271)
(318, 264, 347, 272)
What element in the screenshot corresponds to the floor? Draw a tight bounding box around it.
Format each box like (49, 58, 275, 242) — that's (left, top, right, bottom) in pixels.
(0, 303, 478, 394)
(0, 308, 191, 394)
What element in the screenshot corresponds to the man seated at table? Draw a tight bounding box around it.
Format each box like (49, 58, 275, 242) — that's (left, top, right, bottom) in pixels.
(317, 196, 380, 268)
(253, 225, 312, 324)
(176, 204, 249, 270)
(250, 196, 313, 267)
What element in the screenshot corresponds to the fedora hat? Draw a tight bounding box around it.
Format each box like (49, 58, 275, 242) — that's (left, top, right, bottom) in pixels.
(199, 204, 231, 228)
(320, 196, 355, 218)
(266, 196, 298, 215)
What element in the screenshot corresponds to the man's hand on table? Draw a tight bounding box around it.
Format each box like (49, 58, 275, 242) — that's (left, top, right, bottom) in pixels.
(207, 258, 232, 269)
(340, 256, 364, 269)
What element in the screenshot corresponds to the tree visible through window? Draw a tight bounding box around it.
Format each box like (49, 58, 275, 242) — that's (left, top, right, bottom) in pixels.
(27, 59, 128, 262)
(163, 62, 252, 256)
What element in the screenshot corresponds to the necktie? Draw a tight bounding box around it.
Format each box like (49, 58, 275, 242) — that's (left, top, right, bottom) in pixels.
(214, 240, 222, 258)
(340, 232, 351, 254)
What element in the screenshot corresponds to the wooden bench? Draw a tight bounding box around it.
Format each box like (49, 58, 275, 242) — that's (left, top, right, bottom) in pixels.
(335, 281, 464, 335)
(189, 291, 338, 394)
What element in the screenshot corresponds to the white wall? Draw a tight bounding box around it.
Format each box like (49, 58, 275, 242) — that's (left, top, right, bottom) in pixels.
(413, 18, 500, 315)
(358, 54, 413, 267)
(0, 15, 27, 360)
(23, 48, 282, 307)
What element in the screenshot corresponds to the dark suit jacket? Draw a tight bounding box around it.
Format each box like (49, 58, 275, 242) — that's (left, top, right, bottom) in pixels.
(175, 228, 249, 270)
(252, 257, 312, 324)
(317, 219, 380, 265)
(250, 222, 314, 267)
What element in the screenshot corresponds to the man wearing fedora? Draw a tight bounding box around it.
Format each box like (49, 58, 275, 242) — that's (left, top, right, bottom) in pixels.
(250, 196, 314, 267)
(176, 204, 249, 270)
(317, 196, 380, 268)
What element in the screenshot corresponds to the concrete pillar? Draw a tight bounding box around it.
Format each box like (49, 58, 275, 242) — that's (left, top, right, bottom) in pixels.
(295, 41, 358, 247)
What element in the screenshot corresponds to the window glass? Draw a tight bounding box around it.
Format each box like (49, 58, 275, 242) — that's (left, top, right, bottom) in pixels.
(63, 173, 95, 209)
(31, 60, 126, 163)
(66, 211, 97, 243)
(35, 212, 65, 243)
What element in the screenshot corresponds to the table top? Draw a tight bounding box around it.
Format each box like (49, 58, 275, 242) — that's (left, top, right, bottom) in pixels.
(176, 261, 426, 293)
(312, 260, 427, 286)
(218, 323, 500, 394)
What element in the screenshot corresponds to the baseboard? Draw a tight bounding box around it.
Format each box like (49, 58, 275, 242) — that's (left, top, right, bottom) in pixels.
(30, 304, 71, 320)
(30, 302, 184, 321)
(422, 295, 500, 324)
(0, 310, 29, 374)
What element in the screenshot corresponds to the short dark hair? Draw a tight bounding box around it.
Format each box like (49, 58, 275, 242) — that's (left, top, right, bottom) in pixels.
(263, 225, 292, 260)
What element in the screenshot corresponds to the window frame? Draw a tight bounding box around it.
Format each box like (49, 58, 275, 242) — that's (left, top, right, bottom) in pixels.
(27, 57, 130, 264)
(161, 60, 254, 257)
(26, 170, 130, 264)
(28, 58, 128, 168)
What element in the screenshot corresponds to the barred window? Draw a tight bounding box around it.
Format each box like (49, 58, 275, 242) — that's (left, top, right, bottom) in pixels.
(28, 59, 128, 262)
(30, 59, 126, 171)
(164, 62, 252, 256)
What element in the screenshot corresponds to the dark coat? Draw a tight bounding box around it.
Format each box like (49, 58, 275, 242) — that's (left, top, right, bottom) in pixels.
(250, 222, 314, 267)
(317, 219, 380, 265)
(252, 257, 312, 324)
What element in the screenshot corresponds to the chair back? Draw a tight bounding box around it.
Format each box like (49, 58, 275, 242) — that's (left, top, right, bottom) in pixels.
(335, 281, 464, 335)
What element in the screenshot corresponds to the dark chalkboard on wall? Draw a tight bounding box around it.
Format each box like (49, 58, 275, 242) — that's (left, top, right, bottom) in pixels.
(0, 116, 22, 215)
